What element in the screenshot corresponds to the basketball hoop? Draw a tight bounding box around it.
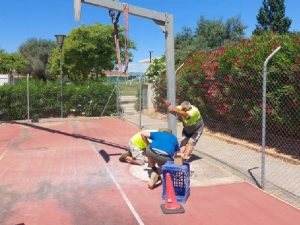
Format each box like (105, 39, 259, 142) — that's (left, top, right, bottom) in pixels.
(74, 0, 81, 22)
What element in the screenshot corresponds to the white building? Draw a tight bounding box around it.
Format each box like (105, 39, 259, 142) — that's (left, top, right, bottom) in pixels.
(0, 74, 11, 86)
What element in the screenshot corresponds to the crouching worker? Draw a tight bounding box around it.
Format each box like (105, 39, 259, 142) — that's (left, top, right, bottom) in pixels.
(141, 129, 180, 189)
(119, 131, 151, 165)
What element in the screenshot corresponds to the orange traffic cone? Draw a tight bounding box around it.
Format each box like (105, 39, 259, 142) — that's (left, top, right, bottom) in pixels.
(161, 172, 185, 214)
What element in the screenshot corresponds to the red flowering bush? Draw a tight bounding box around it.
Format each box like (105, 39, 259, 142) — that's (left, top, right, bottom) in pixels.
(176, 31, 300, 137)
(146, 32, 300, 137)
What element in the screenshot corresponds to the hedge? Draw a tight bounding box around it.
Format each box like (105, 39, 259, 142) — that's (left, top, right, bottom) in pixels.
(149, 32, 300, 138)
(179, 32, 300, 137)
(0, 79, 116, 120)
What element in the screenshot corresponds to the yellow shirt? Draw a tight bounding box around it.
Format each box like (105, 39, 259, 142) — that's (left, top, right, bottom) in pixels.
(176, 105, 201, 126)
(130, 133, 148, 150)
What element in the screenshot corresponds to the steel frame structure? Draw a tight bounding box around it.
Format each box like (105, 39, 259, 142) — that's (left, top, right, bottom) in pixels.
(74, 0, 177, 135)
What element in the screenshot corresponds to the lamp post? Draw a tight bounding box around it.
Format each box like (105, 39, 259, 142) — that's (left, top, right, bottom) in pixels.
(149, 50, 153, 63)
(55, 34, 66, 118)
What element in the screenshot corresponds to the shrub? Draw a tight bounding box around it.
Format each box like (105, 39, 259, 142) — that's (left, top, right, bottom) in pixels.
(181, 32, 300, 137)
(147, 31, 300, 137)
(0, 79, 116, 120)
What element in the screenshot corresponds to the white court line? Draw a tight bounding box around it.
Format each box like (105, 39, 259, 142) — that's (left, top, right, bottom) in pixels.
(104, 165, 145, 225)
(88, 143, 145, 225)
(0, 149, 9, 161)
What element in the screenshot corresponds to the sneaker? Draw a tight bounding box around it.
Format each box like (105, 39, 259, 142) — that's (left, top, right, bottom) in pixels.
(148, 170, 161, 189)
(119, 151, 130, 162)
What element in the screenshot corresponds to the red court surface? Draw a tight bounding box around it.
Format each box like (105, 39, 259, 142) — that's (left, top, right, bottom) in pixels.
(0, 118, 299, 225)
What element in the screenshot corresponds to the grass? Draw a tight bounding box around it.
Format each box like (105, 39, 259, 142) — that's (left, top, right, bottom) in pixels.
(119, 83, 139, 96)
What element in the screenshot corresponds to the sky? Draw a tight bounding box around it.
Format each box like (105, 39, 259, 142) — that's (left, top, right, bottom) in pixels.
(0, 0, 299, 73)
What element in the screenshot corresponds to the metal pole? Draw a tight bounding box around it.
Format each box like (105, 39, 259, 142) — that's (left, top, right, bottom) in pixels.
(139, 77, 142, 128)
(116, 78, 120, 118)
(27, 74, 30, 122)
(165, 14, 177, 136)
(149, 50, 153, 63)
(261, 46, 281, 189)
(60, 47, 63, 118)
(77, 0, 176, 134)
(119, 81, 122, 119)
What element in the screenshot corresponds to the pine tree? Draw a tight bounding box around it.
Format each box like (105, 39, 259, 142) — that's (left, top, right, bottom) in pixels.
(253, 0, 292, 35)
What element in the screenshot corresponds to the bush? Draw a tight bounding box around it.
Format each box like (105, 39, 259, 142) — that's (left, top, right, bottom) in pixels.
(145, 57, 167, 111)
(0, 79, 116, 120)
(147, 32, 300, 137)
(180, 32, 300, 137)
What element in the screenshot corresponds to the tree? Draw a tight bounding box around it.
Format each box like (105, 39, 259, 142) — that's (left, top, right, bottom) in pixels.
(225, 17, 247, 41)
(145, 56, 167, 110)
(195, 16, 246, 50)
(175, 27, 200, 64)
(253, 0, 292, 35)
(0, 50, 28, 74)
(48, 23, 135, 80)
(175, 16, 246, 64)
(18, 38, 56, 79)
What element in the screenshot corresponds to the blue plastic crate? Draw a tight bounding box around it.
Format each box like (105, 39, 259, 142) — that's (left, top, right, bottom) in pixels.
(161, 161, 190, 203)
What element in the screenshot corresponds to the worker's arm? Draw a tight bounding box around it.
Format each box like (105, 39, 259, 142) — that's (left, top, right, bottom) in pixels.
(163, 99, 189, 118)
(167, 105, 190, 118)
(163, 99, 171, 107)
(140, 131, 151, 142)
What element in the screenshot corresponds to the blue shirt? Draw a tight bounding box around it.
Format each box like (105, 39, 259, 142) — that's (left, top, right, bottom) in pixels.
(149, 132, 180, 157)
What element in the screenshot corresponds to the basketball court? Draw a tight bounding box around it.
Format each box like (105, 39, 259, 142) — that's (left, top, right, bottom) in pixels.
(0, 118, 299, 225)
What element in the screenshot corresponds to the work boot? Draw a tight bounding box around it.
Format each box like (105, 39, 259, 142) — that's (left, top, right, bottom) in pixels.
(148, 170, 161, 189)
(119, 150, 130, 162)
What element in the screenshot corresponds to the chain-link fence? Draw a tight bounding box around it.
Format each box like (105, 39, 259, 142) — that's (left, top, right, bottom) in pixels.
(118, 76, 147, 128)
(0, 78, 119, 122)
(1, 56, 299, 208)
(173, 49, 300, 208)
(262, 51, 300, 206)
(0, 74, 146, 124)
(129, 48, 300, 208)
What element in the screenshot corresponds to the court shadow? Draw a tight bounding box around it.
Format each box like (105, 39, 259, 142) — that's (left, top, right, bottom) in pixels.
(189, 154, 202, 162)
(248, 167, 261, 188)
(13, 121, 128, 151)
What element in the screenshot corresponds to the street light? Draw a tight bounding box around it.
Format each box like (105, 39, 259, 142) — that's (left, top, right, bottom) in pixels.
(149, 50, 153, 63)
(55, 34, 66, 49)
(55, 34, 66, 118)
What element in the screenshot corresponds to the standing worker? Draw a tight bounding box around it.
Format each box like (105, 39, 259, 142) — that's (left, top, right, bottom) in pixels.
(163, 100, 204, 160)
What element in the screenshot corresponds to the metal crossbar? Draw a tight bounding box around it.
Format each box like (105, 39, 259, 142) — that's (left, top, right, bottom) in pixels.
(74, 0, 177, 136)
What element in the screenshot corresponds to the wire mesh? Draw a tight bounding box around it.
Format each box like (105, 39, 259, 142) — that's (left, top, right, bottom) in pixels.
(187, 67, 264, 185)
(118, 78, 141, 120)
(263, 63, 300, 206)
(1, 65, 299, 208)
(0, 79, 118, 122)
(175, 63, 300, 207)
